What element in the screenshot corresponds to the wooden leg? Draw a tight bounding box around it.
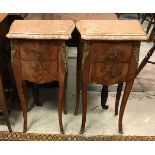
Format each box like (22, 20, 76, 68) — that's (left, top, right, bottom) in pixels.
(115, 83, 123, 116)
(58, 42, 69, 134)
(79, 42, 91, 134)
(0, 77, 12, 132)
(75, 43, 82, 115)
(1, 103, 12, 132)
(80, 81, 88, 134)
(63, 71, 68, 114)
(101, 85, 109, 110)
(22, 81, 28, 111)
(80, 60, 90, 134)
(58, 79, 65, 134)
(118, 80, 134, 134)
(137, 42, 155, 75)
(1, 107, 12, 132)
(13, 72, 27, 132)
(75, 68, 81, 115)
(32, 84, 41, 106)
(8, 63, 19, 108)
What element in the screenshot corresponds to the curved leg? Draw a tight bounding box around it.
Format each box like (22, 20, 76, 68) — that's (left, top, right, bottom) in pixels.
(80, 56, 90, 134)
(63, 71, 68, 114)
(32, 84, 41, 106)
(1, 105, 12, 132)
(118, 80, 134, 134)
(80, 43, 90, 134)
(22, 81, 29, 112)
(13, 72, 27, 132)
(115, 83, 123, 116)
(75, 41, 82, 115)
(58, 44, 67, 134)
(58, 80, 65, 134)
(0, 77, 12, 132)
(101, 85, 109, 110)
(80, 81, 88, 134)
(75, 67, 81, 115)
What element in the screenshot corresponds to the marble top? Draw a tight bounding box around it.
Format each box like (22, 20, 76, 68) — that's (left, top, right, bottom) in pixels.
(7, 20, 75, 40)
(76, 20, 148, 40)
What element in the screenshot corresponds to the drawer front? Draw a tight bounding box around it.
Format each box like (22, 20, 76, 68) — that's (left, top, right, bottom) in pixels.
(21, 61, 57, 84)
(91, 42, 133, 63)
(90, 62, 128, 85)
(20, 41, 58, 61)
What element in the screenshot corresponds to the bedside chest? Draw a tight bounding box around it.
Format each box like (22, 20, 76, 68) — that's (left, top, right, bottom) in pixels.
(76, 20, 148, 134)
(7, 20, 75, 133)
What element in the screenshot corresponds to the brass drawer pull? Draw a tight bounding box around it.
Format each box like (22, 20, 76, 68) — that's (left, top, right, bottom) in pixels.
(106, 52, 118, 60)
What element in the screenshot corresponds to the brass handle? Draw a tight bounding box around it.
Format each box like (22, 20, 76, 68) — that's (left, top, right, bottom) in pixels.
(106, 52, 118, 60)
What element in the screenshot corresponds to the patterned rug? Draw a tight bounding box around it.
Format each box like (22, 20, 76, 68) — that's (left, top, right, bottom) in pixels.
(0, 131, 155, 141)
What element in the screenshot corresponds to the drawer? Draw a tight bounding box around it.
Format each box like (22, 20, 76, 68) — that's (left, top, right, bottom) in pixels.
(91, 42, 133, 63)
(19, 41, 58, 61)
(21, 61, 57, 84)
(90, 62, 129, 85)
